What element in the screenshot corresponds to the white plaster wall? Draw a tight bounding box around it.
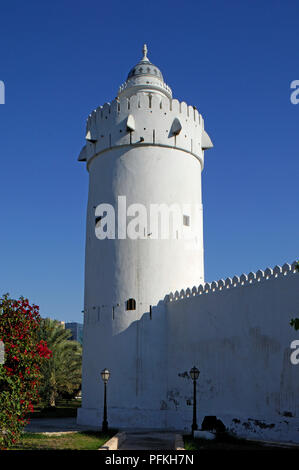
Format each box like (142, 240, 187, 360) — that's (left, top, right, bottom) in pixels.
(78, 264, 299, 444)
(78, 301, 169, 429)
(78, 144, 204, 421)
(164, 265, 299, 442)
(85, 145, 204, 313)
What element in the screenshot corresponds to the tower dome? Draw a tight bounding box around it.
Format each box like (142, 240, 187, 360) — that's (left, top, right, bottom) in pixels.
(118, 44, 172, 100)
(127, 44, 164, 81)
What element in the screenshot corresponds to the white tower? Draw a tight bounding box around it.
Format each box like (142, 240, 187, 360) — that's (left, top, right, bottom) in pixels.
(77, 45, 213, 428)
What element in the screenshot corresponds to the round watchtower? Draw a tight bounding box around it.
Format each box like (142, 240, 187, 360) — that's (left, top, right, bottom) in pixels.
(77, 45, 213, 428)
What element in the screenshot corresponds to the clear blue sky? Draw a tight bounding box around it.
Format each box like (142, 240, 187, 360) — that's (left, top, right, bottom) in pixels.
(0, 0, 298, 322)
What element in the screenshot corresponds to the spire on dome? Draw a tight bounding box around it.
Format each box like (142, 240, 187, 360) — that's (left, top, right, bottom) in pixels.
(142, 44, 149, 61)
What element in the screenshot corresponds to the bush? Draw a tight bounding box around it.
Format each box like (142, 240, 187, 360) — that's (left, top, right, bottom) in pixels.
(0, 294, 51, 448)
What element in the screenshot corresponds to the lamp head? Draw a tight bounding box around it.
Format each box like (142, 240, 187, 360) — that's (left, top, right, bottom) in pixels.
(190, 366, 200, 381)
(101, 368, 110, 384)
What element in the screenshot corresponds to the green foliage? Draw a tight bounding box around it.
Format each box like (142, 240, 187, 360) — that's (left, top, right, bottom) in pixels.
(0, 294, 51, 449)
(37, 318, 82, 407)
(290, 318, 299, 331)
(31, 398, 81, 418)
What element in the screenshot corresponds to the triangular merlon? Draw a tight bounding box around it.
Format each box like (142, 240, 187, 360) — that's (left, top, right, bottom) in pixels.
(78, 145, 87, 162)
(126, 114, 135, 132)
(202, 129, 213, 150)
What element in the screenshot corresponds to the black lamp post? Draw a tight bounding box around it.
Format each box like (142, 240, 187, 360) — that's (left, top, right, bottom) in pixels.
(190, 366, 200, 434)
(101, 368, 110, 432)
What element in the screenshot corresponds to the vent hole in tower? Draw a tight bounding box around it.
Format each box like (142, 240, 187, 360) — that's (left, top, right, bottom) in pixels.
(183, 215, 190, 226)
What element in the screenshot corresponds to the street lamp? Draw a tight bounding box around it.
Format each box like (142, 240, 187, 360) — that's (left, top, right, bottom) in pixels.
(101, 368, 110, 432)
(190, 366, 200, 434)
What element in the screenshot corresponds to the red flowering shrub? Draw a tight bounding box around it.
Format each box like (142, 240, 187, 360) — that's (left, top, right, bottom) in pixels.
(0, 294, 52, 449)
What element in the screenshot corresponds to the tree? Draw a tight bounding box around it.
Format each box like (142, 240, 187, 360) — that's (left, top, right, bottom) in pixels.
(290, 261, 299, 331)
(0, 295, 51, 449)
(38, 318, 82, 407)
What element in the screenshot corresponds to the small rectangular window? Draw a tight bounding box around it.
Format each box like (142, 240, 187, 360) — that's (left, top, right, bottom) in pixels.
(183, 215, 190, 226)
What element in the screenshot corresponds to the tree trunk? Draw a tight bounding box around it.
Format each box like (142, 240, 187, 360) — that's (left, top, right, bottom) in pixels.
(49, 390, 56, 408)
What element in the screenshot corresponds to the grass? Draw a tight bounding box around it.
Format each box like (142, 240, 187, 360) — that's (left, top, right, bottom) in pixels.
(10, 430, 116, 450)
(183, 431, 291, 451)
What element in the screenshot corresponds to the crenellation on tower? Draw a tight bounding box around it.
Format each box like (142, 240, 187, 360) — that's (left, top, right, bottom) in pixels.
(79, 94, 210, 169)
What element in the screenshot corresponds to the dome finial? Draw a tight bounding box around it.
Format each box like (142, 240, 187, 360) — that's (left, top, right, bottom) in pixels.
(142, 43, 149, 61)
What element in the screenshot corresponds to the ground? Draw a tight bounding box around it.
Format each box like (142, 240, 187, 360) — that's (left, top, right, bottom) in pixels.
(184, 433, 299, 451)
(10, 431, 115, 450)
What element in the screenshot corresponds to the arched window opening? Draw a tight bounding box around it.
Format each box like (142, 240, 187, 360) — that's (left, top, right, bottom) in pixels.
(126, 298, 136, 310)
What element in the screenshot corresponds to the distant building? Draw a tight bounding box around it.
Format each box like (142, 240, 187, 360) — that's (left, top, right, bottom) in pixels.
(65, 322, 83, 345)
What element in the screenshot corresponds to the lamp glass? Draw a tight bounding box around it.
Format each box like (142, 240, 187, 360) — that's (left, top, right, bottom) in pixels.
(101, 368, 110, 383)
(190, 366, 200, 380)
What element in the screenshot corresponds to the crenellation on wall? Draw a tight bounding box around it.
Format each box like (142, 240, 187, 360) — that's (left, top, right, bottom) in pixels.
(185, 288, 191, 297)
(247, 272, 256, 283)
(82, 261, 298, 322)
(239, 274, 247, 285)
(255, 269, 264, 282)
(164, 261, 298, 302)
(273, 265, 282, 277)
